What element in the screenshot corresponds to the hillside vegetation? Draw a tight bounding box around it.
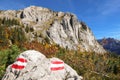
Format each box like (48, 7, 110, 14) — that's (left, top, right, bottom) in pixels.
(0, 43, 120, 80)
(0, 18, 26, 49)
(0, 17, 120, 80)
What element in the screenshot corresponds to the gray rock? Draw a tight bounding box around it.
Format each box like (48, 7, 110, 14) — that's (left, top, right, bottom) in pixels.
(0, 6, 106, 54)
(2, 50, 83, 80)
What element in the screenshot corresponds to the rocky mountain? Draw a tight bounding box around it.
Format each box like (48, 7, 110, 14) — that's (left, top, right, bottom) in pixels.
(0, 6, 106, 53)
(2, 50, 83, 80)
(98, 38, 120, 54)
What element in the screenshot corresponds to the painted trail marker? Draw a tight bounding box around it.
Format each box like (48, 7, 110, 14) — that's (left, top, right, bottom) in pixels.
(50, 60, 64, 71)
(11, 57, 27, 70)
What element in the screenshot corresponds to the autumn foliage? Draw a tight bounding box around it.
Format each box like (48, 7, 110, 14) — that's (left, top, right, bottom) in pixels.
(0, 18, 120, 80)
(23, 41, 58, 57)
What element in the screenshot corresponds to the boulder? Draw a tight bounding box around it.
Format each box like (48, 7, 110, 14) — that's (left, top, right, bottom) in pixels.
(2, 50, 83, 80)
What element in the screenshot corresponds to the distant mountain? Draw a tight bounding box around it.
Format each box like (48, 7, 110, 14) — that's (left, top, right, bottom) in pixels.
(0, 6, 106, 53)
(98, 38, 120, 54)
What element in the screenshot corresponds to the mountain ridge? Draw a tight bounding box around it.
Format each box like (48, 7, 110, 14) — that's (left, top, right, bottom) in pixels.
(98, 37, 120, 54)
(0, 6, 106, 53)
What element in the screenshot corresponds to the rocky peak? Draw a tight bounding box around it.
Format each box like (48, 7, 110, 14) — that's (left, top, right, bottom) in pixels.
(98, 38, 120, 54)
(19, 6, 55, 26)
(24, 6, 50, 11)
(0, 6, 106, 54)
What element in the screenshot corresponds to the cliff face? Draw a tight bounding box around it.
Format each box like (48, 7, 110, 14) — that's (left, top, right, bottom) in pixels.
(0, 6, 106, 53)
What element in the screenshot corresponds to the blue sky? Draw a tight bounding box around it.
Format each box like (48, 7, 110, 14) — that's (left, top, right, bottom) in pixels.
(0, 0, 120, 39)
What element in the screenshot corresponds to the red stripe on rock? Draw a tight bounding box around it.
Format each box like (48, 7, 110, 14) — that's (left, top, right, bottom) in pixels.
(17, 58, 27, 63)
(51, 61, 63, 64)
(51, 66, 64, 71)
(11, 64, 25, 70)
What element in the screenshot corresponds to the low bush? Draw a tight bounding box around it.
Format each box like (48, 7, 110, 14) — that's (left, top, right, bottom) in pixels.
(0, 44, 120, 80)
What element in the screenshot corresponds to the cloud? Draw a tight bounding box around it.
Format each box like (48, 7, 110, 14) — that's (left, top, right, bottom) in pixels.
(96, 32, 120, 39)
(116, 24, 120, 27)
(94, 26, 120, 39)
(103, 28, 120, 39)
(98, 0, 120, 15)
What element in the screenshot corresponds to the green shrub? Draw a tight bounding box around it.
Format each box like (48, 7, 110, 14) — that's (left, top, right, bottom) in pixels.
(0, 44, 120, 80)
(0, 45, 25, 79)
(53, 48, 120, 80)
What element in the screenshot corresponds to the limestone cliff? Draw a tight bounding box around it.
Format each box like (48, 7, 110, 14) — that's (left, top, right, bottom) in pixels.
(0, 6, 106, 53)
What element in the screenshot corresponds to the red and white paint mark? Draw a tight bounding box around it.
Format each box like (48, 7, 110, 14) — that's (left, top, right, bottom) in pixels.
(11, 57, 27, 70)
(50, 60, 64, 71)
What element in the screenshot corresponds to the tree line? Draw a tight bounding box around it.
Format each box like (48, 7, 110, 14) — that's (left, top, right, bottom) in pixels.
(0, 18, 26, 49)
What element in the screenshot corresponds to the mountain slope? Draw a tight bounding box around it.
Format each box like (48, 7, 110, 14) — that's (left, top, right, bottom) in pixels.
(98, 38, 120, 54)
(0, 6, 106, 53)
